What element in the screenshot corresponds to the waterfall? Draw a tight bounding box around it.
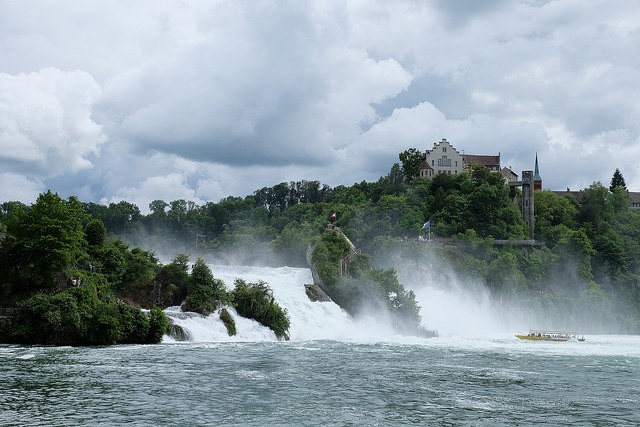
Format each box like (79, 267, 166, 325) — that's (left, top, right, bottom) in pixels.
(163, 265, 399, 343)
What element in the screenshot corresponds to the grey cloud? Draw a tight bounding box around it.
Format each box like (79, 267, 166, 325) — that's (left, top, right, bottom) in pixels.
(432, 0, 510, 28)
(1, 0, 640, 206)
(0, 68, 105, 179)
(97, 2, 411, 169)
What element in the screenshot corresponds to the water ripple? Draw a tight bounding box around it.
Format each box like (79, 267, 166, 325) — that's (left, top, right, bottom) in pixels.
(1, 339, 639, 426)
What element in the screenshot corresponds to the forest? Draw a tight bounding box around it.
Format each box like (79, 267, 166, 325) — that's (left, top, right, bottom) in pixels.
(1, 150, 640, 337)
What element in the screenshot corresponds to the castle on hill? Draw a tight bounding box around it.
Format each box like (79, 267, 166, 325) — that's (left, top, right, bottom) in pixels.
(417, 138, 640, 239)
(418, 137, 541, 189)
(418, 138, 539, 238)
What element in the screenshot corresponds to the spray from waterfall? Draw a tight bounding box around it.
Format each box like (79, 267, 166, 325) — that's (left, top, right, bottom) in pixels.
(164, 264, 402, 343)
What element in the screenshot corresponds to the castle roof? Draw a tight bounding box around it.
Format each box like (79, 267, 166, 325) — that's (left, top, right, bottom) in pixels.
(462, 154, 501, 172)
(534, 153, 542, 181)
(421, 160, 434, 171)
(462, 154, 500, 167)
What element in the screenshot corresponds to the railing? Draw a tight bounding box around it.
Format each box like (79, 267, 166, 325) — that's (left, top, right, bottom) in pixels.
(340, 248, 361, 277)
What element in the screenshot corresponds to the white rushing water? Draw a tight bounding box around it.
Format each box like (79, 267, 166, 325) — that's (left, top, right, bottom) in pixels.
(164, 264, 400, 343)
(163, 264, 638, 347)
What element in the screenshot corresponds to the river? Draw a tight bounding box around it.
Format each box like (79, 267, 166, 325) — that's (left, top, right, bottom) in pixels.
(1, 265, 639, 426)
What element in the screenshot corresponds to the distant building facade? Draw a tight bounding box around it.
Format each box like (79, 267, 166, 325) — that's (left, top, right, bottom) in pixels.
(462, 154, 501, 173)
(501, 167, 519, 183)
(552, 190, 640, 210)
(419, 138, 464, 178)
(419, 138, 509, 181)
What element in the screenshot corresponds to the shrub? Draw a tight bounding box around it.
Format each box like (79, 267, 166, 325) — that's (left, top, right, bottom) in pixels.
(0, 285, 168, 345)
(219, 308, 237, 336)
(147, 307, 169, 343)
(118, 304, 150, 344)
(184, 258, 227, 315)
(232, 279, 290, 340)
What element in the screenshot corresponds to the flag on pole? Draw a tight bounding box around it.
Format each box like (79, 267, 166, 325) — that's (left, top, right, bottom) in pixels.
(422, 221, 430, 230)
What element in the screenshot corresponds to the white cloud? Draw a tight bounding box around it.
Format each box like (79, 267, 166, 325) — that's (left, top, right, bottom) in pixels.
(1, 0, 639, 205)
(0, 68, 105, 178)
(0, 173, 43, 203)
(102, 173, 205, 215)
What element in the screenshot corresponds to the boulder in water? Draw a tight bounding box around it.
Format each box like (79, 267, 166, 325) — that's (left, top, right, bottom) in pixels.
(167, 323, 191, 341)
(304, 284, 332, 302)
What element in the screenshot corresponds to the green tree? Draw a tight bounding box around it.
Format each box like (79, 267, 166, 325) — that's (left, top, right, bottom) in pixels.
(119, 247, 159, 295)
(534, 191, 578, 240)
(486, 251, 527, 293)
(147, 200, 168, 232)
(610, 168, 627, 192)
(149, 200, 168, 215)
(85, 219, 107, 247)
(0, 191, 87, 290)
(154, 253, 191, 306)
(551, 226, 596, 284)
(592, 226, 627, 279)
(147, 307, 169, 343)
(578, 182, 613, 233)
(219, 308, 237, 336)
(610, 186, 630, 214)
(382, 163, 406, 195)
(0, 201, 27, 225)
(521, 247, 559, 292)
(232, 279, 290, 340)
(104, 201, 142, 233)
(184, 258, 227, 315)
(90, 238, 128, 289)
(399, 148, 424, 182)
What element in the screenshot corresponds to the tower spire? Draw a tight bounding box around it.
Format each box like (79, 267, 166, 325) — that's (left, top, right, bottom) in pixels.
(533, 153, 542, 190)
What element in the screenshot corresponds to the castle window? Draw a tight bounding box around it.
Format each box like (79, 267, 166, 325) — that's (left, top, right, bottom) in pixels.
(443, 147, 447, 153)
(438, 157, 452, 167)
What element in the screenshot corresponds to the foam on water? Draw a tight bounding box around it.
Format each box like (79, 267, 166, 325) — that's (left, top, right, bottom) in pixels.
(163, 264, 640, 353)
(164, 264, 400, 343)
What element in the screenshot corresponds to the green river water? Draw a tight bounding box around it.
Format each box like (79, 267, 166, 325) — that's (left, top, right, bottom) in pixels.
(1, 335, 639, 426)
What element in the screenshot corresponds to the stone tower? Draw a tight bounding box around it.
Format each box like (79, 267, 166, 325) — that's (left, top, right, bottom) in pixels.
(522, 170, 535, 239)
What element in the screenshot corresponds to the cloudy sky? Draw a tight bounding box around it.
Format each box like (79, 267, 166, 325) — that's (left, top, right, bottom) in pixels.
(1, 0, 639, 211)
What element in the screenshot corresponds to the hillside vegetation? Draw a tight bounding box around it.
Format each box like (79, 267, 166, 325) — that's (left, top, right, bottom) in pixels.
(2, 151, 640, 335)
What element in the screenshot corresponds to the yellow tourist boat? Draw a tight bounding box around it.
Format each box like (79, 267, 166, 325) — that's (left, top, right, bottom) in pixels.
(515, 329, 584, 342)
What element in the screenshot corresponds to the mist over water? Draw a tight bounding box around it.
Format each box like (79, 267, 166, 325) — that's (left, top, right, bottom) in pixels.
(395, 261, 517, 338)
(165, 264, 399, 343)
(162, 241, 637, 344)
(387, 245, 636, 337)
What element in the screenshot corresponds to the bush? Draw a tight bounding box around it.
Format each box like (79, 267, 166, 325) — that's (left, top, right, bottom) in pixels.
(184, 258, 227, 315)
(147, 307, 169, 343)
(0, 285, 168, 346)
(232, 279, 290, 340)
(310, 230, 351, 289)
(309, 229, 423, 334)
(219, 308, 237, 336)
(118, 304, 150, 344)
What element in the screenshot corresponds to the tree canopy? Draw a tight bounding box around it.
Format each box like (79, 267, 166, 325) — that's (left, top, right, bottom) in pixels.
(610, 168, 627, 192)
(3, 150, 640, 336)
